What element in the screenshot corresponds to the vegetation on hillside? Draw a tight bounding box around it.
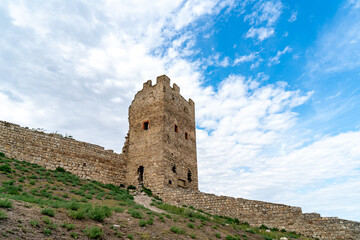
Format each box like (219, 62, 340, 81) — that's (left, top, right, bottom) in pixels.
(0, 152, 317, 239)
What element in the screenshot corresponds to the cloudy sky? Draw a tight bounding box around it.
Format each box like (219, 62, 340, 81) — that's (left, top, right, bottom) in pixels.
(1, 0, 360, 221)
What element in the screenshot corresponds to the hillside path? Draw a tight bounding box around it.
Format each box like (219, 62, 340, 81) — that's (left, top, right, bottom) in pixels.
(134, 192, 165, 213)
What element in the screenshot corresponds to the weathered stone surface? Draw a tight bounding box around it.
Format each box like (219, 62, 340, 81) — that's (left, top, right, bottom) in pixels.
(0, 74, 359, 240)
(0, 121, 125, 185)
(125, 75, 198, 193)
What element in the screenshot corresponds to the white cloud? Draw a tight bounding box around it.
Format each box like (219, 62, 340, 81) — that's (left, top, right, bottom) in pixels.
(0, 0, 236, 151)
(233, 53, 257, 65)
(198, 87, 360, 220)
(196, 75, 313, 196)
(243, 1, 283, 42)
(268, 46, 292, 65)
(246, 27, 274, 41)
(244, 0, 283, 26)
(288, 10, 297, 22)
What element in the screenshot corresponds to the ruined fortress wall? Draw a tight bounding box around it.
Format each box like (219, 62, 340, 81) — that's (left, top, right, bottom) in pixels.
(0, 121, 126, 185)
(160, 188, 360, 240)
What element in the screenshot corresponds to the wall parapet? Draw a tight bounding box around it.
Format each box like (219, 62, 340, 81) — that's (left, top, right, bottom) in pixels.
(0, 121, 126, 185)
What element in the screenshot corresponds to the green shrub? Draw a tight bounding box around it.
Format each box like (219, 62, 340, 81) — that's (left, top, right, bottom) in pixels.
(170, 226, 185, 234)
(155, 203, 209, 221)
(263, 236, 272, 240)
(259, 224, 269, 230)
(61, 222, 75, 231)
(245, 229, 255, 234)
(83, 226, 103, 239)
(127, 185, 136, 190)
(187, 223, 195, 229)
(0, 152, 5, 157)
(141, 187, 152, 196)
(0, 164, 12, 173)
(55, 167, 66, 172)
(127, 209, 143, 219)
(29, 220, 39, 227)
(18, 177, 25, 182)
(88, 206, 112, 222)
(1, 180, 22, 195)
(225, 235, 240, 240)
(153, 195, 162, 201)
(29, 179, 36, 185)
(127, 235, 134, 240)
(68, 209, 86, 220)
(158, 215, 165, 222)
(0, 210, 7, 220)
(67, 200, 80, 211)
(287, 231, 301, 238)
(29, 174, 38, 179)
(0, 198, 13, 208)
(113, 207, 124, 213)
(41, 208, 55, 217)
(43, 228, 52, 236)
(139, 219, 147, 227)
(42, 216, 57, 229)
(95, 192, 105, 200)
(215, 233, 221, 238)
(241, 222, 250, 227)
(70, 232, 79, 238)
(190, 233, 196, 239)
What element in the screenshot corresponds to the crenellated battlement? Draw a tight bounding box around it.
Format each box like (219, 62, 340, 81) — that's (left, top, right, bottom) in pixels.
(138, 75, 194, 108)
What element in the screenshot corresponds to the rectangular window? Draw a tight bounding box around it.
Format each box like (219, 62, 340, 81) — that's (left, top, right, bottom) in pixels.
(177, 179, 186, 188)
(174, 124, 178, 133)
(143, 120, 149, 130)
(185, 132, 188, 140)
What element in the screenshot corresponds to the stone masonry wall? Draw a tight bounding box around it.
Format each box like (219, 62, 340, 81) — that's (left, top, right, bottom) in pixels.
(160, 188, 360, 240)
(0, 121, 126, 185)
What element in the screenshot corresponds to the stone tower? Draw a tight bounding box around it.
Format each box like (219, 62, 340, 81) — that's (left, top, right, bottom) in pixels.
(124, 75, 198, 193)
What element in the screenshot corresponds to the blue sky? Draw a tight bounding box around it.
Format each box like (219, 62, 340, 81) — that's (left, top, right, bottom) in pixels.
(0, 0, 360, 221)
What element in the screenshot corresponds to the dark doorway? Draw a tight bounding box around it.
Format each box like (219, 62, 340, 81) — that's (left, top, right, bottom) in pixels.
(187, 170, 192, 183)
(137, 166, 144, 185)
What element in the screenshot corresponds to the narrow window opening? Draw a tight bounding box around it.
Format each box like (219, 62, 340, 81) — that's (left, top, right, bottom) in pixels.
(137, 166, 144, 185)
(168, 180, 172, 185)
(83, 163, 86, 167)
(185, 132, 188, 140)
(174, 124, 178, 133)
(187, 170, 192, 183)
(172, 165, 177, 173)
(143, 121, 149, 130)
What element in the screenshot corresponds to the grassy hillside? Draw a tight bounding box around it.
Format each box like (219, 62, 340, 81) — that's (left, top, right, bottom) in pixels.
(0, 152, 316, 240)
